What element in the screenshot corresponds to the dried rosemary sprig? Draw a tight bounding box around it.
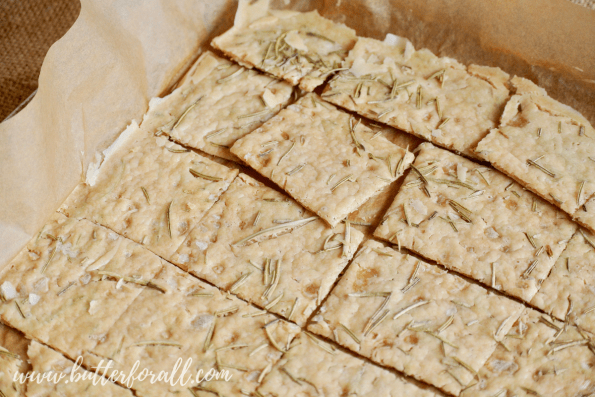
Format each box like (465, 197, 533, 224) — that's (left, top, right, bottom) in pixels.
(277, 141, 295, 165)
(97, 271, 166, 293)
(393, 300, 429, 320)
(217, 67, 244, 84)
(173, 96, 203, 130)
(166, 201, 173, 238)
(141, 186, 150, 204)
(229, 272, 252, 293)
(189, 169, 222, 182)
(339, 323, 361, 344)
(203, 319, 215, 352)
(527, 158, 555, 177)
(132, 340, 182, 348)
(330, 174, 354, 192)
(264, 326, 286, 352)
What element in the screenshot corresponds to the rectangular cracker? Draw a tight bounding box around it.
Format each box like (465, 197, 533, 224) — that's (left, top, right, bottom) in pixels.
(143, 51, 293, 162)
(530, 228, 595, 334)
(0, 214, 164, 359)
(307, 240, 524, 396)
(172, 173, 364, 326)
(322, 36, 510, 158)
(374, 143, 577, 302)
(26, 341, 134, 397)
(59, 120, 238, 260)
(476, 76, 595, 218)
(256, 332, 438, 397)
(211, 5, 357, 92)
(85, 262, 301, 397)
(231, 93, 415, 227)
(461, 309, 595, 397)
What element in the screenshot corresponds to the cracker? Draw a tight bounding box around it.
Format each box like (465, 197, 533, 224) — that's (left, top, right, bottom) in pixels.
(461, 309, 595, 397)
(307, 240, 524, 396)
(0, 214, 164, 359)
(476, 77, 595, 217)
(25, 341, 134, 397)
(172, 173, 364, 326)
(257, 332, 438, 397)
(573, 194, 595, 233)
(212, 6, 357, 91)
(322, 36, 510, 158)
(346, 122, 424, 231)
(142, 51, 293, 162)
(85, 262, 301, 397)
(374, 143, 576, 302)
(59, 120, 238, 260)
(530, 228, 595, 334)
(0, 354, 20, 397)
(231, 93, 415, 227)
(0, 324, 30, 373)
(0, 325, 27, 397)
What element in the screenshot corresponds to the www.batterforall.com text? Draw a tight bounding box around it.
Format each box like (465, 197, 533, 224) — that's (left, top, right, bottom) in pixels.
(14, 357, 233, 388)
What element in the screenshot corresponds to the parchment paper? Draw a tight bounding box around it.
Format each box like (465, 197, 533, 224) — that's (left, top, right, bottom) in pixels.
(1, 0, 594, 269)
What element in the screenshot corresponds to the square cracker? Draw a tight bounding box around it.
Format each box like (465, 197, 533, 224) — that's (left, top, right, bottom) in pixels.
(461, 310, 595, 397)
(307, 240, 524, 396)
(85, 262, 301, 397)
(26, 341, 134, 397)
(530, 228, 595, 334)
(172, 173, 364, 326)
(0, 214, 165, 359)
(322, 36, 510, 158)
(476, 77, 595, 217)
(256, 332, 438, 397)
(143, 51, 293, 162)
(59, 120, 238, 261)
(374, 143, 576, 302)
(231, 93, 415, 227)
(211, 6, 357, 92)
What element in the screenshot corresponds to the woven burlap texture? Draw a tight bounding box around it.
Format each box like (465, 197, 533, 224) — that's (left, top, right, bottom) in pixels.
(0, 0, 80, 121)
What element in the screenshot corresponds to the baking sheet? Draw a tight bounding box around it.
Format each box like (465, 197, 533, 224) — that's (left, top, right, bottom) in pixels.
(1, 0, 594, 269)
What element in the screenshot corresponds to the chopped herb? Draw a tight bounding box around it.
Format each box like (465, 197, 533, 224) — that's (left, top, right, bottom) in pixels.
(166, 201, 173, 238)
(527, 157, 555, 177)
(277, 141, 295, 165)
(339, 323, 361, 344)
(287, 163, 305, 176)
(437, 118, 450, 129)
(393, 300, 429, 320)
(173, 96, 203, 130)
(229, 272, 253, 293)
(141, 186, 150, 204)
(189, 169, 222, 181)
(330, 174, 354, 192)
(549, 193, 564, 204)
(578, 181, 585, 206)
(288, 297, 299, 321)
(166, 147, 190, 153)
(264, 292, 284, 310)
(265, 326, 286, 352)
(217, 67, 244, 84)
(132, 340, 182, 348)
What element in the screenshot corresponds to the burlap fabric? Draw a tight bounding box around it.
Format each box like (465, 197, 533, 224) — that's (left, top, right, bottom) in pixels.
(0, 0, 593, 121)
(0, 0, 80, 121)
